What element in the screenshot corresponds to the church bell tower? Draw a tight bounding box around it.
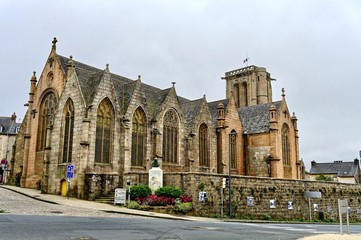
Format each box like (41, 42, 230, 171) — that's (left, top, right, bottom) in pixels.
(222, 65, 273, 107)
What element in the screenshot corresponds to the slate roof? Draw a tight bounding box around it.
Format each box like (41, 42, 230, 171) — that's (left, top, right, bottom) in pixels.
(59, 55, 107, 105)
(239, 101, 282, 134)
(309, 161, 359, 177)
(181, 98, 203, 128)
(58, 55, 193, 121)
(0, 117, 21, 135)
(208, 99, 229, 125)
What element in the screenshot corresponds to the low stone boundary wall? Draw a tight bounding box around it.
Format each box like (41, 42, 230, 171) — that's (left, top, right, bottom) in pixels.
(158, 172, 361, 221)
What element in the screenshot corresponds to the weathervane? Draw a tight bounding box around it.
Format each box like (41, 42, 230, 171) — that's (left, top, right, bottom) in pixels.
(243, 53, 250, 67)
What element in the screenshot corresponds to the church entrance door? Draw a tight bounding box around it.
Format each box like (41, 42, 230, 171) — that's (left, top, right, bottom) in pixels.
(60, 179, 67, 196)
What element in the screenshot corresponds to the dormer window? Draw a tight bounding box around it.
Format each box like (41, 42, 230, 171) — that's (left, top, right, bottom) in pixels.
(15, 127, 20, 133)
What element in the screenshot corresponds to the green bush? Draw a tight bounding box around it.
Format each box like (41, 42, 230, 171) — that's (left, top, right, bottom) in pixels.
(130, 185, 152, 200)
(315, 174, 333, 181)
(127, 200, 140, 209)
(173, 202, 193, 213)
(155, 186, 183, 198)
(198, 182, 205, 190)
(261, 214, 272, 220)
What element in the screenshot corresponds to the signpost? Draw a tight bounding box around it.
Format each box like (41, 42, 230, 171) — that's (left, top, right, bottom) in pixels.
(303, 191, 322, 221)
(66, 165, 74, 199)
(338, 199, 350, 235)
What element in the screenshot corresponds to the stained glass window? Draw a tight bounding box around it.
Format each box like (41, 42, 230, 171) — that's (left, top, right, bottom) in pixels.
(131, 107, 146, 166)
(199, 123, 209, 166)
(282, 124, 290, 165)
(62, 99, 74, 163)
(163, 109, 178, 163)
(95, 98, 113, 164)
(37, 92, 57, 150)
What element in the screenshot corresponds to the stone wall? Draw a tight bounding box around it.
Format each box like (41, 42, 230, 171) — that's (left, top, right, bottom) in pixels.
(134, 172, 361, 221)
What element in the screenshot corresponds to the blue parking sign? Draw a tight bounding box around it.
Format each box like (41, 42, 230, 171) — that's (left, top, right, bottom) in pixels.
(67, 165, 74, 172)
(66, 171, 74, 179)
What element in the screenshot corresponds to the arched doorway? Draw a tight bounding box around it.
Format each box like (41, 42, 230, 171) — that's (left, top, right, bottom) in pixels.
(60, 179, 67, 196)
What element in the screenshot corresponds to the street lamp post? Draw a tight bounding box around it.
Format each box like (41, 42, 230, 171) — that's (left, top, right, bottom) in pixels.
(228, 131, 237, 219)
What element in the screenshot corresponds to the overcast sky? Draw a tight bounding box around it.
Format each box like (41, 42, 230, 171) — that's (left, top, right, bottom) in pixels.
(1, 0, 360, 170)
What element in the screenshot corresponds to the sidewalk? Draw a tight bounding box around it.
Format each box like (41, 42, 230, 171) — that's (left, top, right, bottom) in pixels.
(0, 185, 217, 222)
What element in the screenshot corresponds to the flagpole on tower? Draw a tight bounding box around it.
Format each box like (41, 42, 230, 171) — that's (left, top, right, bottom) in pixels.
(243, 54, 250, 67)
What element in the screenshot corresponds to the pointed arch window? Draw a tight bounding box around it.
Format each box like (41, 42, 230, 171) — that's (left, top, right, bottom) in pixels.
(131, 107, 146, 166)
(282, 124, 290, 165)
(62, 99, 74, 163)
(163, 109, 178, 163)
(239, 82, 248, 107)
(37, 92, 57, 151)
(95, 98, 113, 164)
(229, 130, 237, 168)
(234, 83, 240, 107)
(199, 123, 209, 167)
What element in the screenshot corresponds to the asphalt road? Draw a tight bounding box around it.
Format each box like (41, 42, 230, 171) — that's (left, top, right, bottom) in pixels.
(1, 187, 361, 240)
(2, 214, 361, 240)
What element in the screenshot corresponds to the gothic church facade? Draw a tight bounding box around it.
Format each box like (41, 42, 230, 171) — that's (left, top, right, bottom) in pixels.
(13, 39, 304, 199)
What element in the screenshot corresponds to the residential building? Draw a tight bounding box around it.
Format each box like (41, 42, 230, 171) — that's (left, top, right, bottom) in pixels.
(309, 159, 361, 184)
(0, 113, 21, 183)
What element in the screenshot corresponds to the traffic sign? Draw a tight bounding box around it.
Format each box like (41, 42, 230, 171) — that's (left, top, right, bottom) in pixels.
(66, 171, 74, 179)
(67, 165, 74, 172)
(66, 164, 74, 179)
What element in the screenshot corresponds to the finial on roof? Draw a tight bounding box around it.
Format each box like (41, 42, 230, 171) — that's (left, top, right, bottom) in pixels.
(281, 88, 285, 98)
(203, 94, 206, 99)
(52, 37, 57, 50)
(106, 63, 109, 71)
(138, 75, 141, 81)
(67, 55, 74, 69)
(31, 71, 37, 80)
(171, 82, 176, 88)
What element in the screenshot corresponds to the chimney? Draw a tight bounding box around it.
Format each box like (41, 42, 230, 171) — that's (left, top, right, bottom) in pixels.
(354, 158, 359, 166)
(11, 112, 16, 122)
(311, 160, 316, 167)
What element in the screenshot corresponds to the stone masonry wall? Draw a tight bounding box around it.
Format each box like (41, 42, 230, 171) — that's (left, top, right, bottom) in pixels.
(135, 172, 361, 221)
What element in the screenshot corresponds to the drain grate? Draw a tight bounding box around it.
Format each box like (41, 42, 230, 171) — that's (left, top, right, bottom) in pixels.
(74, 237, 96, 240)
(49, 211, 64, 214)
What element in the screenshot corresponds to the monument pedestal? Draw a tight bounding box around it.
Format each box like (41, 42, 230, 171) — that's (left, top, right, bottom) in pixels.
(149, 167, 163, 194)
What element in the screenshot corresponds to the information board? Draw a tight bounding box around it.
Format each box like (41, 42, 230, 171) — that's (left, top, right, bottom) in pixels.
(114, 188, 126, 205)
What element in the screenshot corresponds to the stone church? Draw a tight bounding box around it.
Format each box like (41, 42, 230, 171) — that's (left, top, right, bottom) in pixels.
(13, 38, 304, 199)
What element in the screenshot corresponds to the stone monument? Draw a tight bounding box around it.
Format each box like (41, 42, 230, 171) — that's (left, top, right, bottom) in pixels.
(149, 158, 163, 194)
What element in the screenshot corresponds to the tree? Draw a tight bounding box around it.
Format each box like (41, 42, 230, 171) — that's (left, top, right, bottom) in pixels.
(315, 174, 333, 181)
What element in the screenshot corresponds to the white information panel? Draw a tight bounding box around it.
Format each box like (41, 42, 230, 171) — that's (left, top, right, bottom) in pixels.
(114, 188, 126, 205)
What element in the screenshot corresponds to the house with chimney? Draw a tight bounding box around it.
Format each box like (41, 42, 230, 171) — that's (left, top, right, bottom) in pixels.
(309, 159, 361, 184)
